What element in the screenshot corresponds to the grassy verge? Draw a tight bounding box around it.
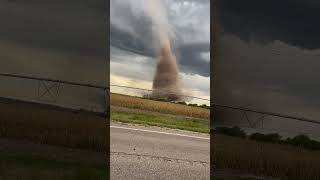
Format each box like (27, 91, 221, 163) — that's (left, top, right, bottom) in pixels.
(0, 151, 108, 180)
(111, 111, 210, 133)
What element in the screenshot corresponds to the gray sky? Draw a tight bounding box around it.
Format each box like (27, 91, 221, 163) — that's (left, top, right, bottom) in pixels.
(0, 0, 108, 112)
(214, 0, 320, 138)
(110, 0, 210, 102)
(0, 0, 107, 86)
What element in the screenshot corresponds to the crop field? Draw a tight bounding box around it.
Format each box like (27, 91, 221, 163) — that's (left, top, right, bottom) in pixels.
(212, 134, 320, 180)
(0, 98, 108, 152)
(0, 97, 108, 179)
(0, 151, 107, 180)
(110, 93, 210, 120)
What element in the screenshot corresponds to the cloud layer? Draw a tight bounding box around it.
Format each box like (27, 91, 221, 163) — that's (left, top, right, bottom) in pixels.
(214, 0, 320, 137)
(0, 0, 108, 85)
(0, 1, 107, 56)
(110, 0, 210, 77)
(218, 0, 320, 49)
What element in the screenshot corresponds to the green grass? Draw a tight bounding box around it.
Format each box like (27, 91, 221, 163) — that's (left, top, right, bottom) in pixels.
(0, 151, 108, 180)
(111, 111, 210, 133)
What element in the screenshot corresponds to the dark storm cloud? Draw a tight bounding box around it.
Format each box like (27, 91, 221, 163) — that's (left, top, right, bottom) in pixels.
(0, 0, 108, 86)
(217, 0, 320, 49)
(0, 0, 107, 57)
(214, 0, 320, 137)
(110, 0, 210, 77)
(214, 35, 320, 114)
(177, 44, 210, 77)
(215, 0, 320, 107)
(110, 18, 156, 57)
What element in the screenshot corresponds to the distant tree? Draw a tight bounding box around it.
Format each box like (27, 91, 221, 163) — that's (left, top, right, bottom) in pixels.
(199, 104, 210, 109)
(247, 132, 320, 150)
(188, 103, 198, 107)
(249, 133, 265, 141)
(280, 135, 320, 150)
(250, 133, 281, 143)
(286, 135, 312, 148)
(177, 101, 187, 105)
(215, 126, 246, 138)
(310, 140, 320, 150)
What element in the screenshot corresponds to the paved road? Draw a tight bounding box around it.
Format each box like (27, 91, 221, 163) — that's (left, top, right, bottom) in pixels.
(110, 122, 210, 180)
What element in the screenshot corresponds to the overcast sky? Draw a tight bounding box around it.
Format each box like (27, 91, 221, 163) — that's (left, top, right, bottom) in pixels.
(214, 0, 320, 138)
(0, 0, 108, 111)
(0, 0, 107, 86)
(110, 0, 210, 103)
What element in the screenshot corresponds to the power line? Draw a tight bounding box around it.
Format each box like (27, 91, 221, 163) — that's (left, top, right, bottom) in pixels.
(0, 73, 109, 117)
(0, 73, 107, 90)
(212, 103, 320, 125)
(110, 84, 210, 101)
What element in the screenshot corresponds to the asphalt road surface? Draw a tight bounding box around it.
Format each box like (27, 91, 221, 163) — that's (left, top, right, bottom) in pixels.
(110, 122, 210, 180)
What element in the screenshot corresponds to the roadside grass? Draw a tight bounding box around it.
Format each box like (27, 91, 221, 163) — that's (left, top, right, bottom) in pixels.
(0, 151, 107, 180)
(110, 93, 210, 120)
(111, 111, 210, 133)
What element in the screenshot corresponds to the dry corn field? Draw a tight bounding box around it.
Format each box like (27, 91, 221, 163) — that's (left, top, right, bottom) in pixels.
(0, 98, 108, 152)
(212, 134, 320, 180)
(110, 93, 209, 119)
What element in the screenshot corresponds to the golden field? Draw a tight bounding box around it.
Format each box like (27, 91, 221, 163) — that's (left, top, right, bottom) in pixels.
(110, 93, 210, 119)
(212, 134, 320, 180)
(0, 98, 108, 152)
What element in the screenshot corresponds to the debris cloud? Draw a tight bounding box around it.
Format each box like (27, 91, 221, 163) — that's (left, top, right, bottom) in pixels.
(152, 38, 182, 101)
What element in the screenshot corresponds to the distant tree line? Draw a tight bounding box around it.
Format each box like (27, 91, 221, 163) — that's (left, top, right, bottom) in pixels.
(214, 126, 320, 151)
(142, 95, 167, 102)
(177, 102, 210, 109)
(142, 95, 210, 109)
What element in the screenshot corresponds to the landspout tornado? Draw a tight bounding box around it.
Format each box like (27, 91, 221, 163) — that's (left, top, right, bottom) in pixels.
(152, 39, 182, 101)
(137, 0, 182, 101)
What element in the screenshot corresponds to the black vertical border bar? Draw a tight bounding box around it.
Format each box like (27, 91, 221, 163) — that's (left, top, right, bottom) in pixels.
(105, 0, 111, 179)
(211, 0, 218, 178)
(210, 1, 212, 178)
(210, 0, 213, 178)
